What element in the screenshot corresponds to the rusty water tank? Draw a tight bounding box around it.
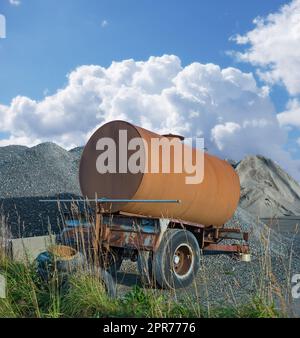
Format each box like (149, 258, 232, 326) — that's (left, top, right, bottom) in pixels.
(79, 120, 240, 227)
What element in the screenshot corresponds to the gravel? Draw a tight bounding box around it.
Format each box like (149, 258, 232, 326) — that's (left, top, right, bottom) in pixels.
(237, 155, 300, 218)
(0, 142, 81, 198)
(69, 146, 83, 168)
(0, 145, 28, 166)
(196, 207, 300, 306)
(0, 143, 82, 237)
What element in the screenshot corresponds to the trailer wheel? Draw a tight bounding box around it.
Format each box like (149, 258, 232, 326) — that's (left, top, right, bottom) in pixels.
(154, 229, 201, 289)
(99, 248, 123, 277)
(79, 266, 117, 298)
(137, 251, 156, 287)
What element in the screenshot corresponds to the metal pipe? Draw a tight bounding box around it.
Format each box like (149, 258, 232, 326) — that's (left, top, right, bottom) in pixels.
(39, 199, 181, 203)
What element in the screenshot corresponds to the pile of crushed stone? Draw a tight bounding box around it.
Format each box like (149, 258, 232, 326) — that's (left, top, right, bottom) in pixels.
(0, 143, 82, 237)
(237, 155, 300, 218)
(0, 143, 81, 198)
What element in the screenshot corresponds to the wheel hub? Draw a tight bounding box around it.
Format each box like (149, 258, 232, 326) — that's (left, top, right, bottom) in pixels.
(173, 254, 180, 265)
(172, 244, 194, 278)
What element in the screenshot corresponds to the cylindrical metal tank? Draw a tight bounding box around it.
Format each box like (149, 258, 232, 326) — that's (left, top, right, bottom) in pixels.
(79, 120, 240, 227)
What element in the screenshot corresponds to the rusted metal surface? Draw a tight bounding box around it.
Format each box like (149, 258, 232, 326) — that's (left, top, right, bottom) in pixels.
(201, 227, 249, 244)
(92, 209, 159, 251)
(218, 228, 249, 241)
(202, 243, 250, 255)
(79, 120, 240, 228)
(79, 121, 144, 212)
(59, 226, 94, 254)
(60, 206, 249, 258)
(103, 227, 157, 251)
(200, 226, 249, 254)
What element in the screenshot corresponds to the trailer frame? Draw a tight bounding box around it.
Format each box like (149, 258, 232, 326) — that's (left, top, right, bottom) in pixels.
(92, 203, 250, 258)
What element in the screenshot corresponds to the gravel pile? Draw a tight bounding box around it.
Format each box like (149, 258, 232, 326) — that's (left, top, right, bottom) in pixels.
(237, 155, 300, 218)
(0, 145, 28, 166)
(69, 146, 83, 168)
(0, 142, 81, 198)
(0, 194, 84, 238)
(0, 143, 82, 237)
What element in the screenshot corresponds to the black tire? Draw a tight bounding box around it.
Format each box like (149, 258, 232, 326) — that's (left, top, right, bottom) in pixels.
(35, 251, 55, 283)
(35, 252, 70, 292)
(35, 247, 86, 282)
(35, 252, 117, 298)
(153, 229, 201, 289)
(99, 248, 123, 277)
(137, 251, 156, 287)
(80, 266, 117, 298)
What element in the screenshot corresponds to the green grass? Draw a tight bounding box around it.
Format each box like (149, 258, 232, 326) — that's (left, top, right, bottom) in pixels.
(0, 256, 283, 318)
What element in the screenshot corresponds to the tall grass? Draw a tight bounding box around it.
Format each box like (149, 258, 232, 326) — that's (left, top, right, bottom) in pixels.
(0, 253, 284, 318)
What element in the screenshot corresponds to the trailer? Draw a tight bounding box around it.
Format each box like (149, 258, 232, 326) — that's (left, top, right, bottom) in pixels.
(48, 120, 250, 290)
(57, 203, 249, 290)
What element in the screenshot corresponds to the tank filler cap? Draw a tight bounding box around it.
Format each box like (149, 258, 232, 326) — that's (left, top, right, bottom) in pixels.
(162, 133, 185, 141)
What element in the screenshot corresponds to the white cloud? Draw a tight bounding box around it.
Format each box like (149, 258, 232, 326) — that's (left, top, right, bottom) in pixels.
(277, 99, 300, 127)
(101, 20, 108, 28)
(232, 0, 300, 96)
(9, 0, 21, 6)
(0, 54, 300, 179)
(211, 122, 241, 151)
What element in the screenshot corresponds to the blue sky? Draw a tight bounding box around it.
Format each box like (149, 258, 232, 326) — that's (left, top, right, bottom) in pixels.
(1, 0, 300, 180)
(0, 0, 287, 104)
